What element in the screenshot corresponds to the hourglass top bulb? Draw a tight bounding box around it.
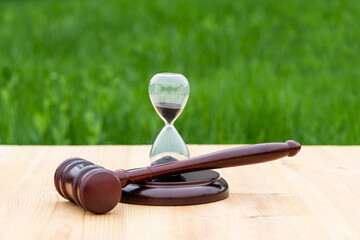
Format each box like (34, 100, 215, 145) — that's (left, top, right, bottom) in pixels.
(149, 73, 190, 124)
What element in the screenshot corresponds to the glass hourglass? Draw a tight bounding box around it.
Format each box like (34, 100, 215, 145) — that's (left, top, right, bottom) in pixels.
(149, 73, 190, 166)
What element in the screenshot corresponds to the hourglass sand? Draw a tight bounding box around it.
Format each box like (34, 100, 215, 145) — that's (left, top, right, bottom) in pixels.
(120, 73, 231, 205)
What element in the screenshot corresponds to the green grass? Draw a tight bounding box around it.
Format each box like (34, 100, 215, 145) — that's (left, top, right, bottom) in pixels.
(0, 0, 359, 145)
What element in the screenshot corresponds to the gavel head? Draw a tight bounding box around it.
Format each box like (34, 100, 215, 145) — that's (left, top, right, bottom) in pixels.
(54, 158, 122, 214)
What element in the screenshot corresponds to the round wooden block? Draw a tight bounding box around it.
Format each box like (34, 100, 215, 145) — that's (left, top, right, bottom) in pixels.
(120, 170, 229, 206)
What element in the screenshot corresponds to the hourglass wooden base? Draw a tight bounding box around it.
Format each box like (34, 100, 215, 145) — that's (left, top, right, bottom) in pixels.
(120, 170, 229, 206)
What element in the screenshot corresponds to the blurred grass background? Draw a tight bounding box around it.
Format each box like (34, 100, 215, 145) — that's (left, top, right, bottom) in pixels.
(0, 0, 359, 145)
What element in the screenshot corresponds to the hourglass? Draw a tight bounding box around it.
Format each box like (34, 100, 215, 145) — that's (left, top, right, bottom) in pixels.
(120, 73, 229, 206)
(149, 73, 190, 166)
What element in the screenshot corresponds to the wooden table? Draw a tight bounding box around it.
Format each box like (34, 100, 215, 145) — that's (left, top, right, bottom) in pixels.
(0, 145, 359, 239)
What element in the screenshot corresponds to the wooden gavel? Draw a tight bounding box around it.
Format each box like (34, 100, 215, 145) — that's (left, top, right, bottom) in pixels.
(54, 140, 301, 214)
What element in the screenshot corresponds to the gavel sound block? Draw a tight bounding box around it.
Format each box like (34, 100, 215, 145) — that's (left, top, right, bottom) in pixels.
(54, 140, 301, 214)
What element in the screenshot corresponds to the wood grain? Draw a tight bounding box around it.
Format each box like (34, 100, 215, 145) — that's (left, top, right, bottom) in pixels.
(0, 145, 359, 239)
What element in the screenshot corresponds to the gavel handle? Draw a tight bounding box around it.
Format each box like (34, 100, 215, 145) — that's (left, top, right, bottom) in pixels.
(116, 140, 301, 187)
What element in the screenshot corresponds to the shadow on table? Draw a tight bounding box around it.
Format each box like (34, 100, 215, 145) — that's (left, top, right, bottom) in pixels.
(56, 201, 120, 216)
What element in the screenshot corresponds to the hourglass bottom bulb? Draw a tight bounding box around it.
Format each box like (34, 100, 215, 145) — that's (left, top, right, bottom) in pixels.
(149, 124, 190, 165)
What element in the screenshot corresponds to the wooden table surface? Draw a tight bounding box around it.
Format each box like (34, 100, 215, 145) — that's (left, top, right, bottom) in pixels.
(0, 145, 359, 240)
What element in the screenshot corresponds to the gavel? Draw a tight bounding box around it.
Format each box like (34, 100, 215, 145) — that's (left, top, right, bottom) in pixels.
(54, 140, 301, 214)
